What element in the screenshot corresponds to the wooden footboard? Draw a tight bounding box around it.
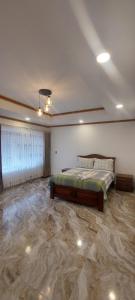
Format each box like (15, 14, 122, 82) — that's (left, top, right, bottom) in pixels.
(50, 182, 104, 212)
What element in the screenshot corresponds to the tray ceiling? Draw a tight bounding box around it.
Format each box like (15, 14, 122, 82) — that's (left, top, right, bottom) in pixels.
(0, 0, 135, 126)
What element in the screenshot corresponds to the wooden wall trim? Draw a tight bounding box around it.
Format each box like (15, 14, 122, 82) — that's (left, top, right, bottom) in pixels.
(0, 94, 104, 117)
(50, 118, 135, 127)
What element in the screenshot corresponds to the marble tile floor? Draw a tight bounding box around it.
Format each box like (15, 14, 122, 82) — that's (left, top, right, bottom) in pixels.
(0, 178, 135, 300)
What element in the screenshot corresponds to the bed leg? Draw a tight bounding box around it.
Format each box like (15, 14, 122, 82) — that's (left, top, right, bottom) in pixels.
(50, 183, 54, 199)
(98, 192, 104, 212)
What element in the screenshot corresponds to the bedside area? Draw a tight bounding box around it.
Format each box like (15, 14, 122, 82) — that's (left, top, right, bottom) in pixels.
(116, 173, 134, 192)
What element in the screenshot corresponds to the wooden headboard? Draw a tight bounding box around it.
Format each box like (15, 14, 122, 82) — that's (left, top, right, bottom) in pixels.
(78, 154, 116, 172)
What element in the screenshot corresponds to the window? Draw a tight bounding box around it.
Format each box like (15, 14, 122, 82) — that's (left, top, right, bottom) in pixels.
(1, 125, 45, 188)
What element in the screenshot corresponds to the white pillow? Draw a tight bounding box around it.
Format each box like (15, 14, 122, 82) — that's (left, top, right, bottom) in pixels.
(94, 158, 114, 172)
(77, 157, 94, 169)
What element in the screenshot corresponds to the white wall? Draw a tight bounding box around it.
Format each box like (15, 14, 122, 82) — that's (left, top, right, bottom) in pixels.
(51, 122, 135, 181)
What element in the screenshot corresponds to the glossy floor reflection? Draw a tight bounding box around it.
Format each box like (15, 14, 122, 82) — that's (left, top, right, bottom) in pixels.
(0, 179, 135, 300)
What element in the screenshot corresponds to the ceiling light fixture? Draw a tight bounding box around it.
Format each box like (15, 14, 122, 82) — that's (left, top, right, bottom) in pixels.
(37, 92, 43, 116)
(79, 120, 84, 123)
(96, 52, 111, 64)
(37, 107, 43, 117)
(37, 89, 52, 116)
(77, 239, 82, 247)
(116, 104, 124, 109)
(46, 96, 52, 106)
(44, 104, 49, 113)
(25, 245, 31, 254)
(109, 291, 116, 300)
(25, 117, 31, 121)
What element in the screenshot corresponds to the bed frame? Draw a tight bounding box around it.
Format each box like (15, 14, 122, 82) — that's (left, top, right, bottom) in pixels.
(50, 154, 116, 212)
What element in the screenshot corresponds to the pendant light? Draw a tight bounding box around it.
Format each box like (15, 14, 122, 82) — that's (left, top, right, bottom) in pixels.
(46, 96, 52, 106)
(44, 104, 49, 112)
(37, 89, 52, 116)
(37, 93, 43, 116)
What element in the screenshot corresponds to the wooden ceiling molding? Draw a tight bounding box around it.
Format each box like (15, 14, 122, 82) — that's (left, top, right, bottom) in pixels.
(52, 107, 105, 116)
(0, 115, 50, 128)
(0, 94, 51, 117)
(0, 114, 135, 128)
(50, 119, 135, 128)
(1, 94, 135, 127)
(0, 94, 105, 117)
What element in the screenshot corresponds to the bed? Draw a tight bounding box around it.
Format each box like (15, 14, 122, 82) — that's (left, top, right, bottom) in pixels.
(50, 154, 116, 212)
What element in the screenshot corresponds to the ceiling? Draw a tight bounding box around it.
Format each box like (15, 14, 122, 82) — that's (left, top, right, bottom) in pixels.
(0, 0, 135, 126)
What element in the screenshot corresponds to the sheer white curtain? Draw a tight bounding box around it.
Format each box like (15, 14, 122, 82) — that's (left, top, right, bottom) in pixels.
(1, 125, 45, 188)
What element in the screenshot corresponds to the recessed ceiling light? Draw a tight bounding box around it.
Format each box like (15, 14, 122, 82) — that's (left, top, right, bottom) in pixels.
(77, 239, 82, 247)
(96, 52, 111, 63)
(79, 120, 84, 123)
(25, 117, 31, 121)
(116, 104, 124, 109)
(109, 291, 116, 300)
(25, 245, 31, 254)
